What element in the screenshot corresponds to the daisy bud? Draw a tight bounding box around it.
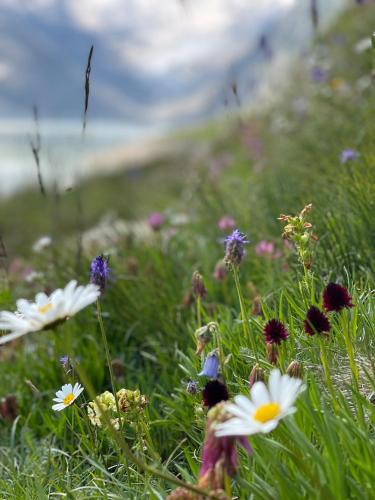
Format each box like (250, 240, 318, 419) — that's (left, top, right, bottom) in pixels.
(249, 363, 265, 389)
(89, 254, 110, 292)
(263, 319, 288, 345)
(202, 380, 229, 409)
(0, 394, 18, 423)
(266, 342, 278, 365)
(323, 283, 354, 312)
(199, 351, 220, 378)
(286, 360, 303, 379)
(192, 271, 206, 299)
(224, 229, 250, 266)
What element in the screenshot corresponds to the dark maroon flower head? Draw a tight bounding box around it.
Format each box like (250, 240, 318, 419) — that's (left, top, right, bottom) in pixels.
(263, 319, 288, 344)
(323, 283, 353, 312)
(202, 380, 229, 408)
(304, 306, 330, 336)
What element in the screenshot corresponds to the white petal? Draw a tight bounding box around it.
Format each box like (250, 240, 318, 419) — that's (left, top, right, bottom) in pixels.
(52, 403, 66, 411)
(35, 293, 49, 306)
(215, 417, 259, 437)
(234, 394, 256, 414)
(225, 402, 252, 420)
(258, 419, 279, 433)
(61, 384, 73, 395)
(268, 369, 282, 402)
(0, 329, 31, 345)
(73, 383, 84, 398)
(250, 382, 270, 407)
(16, 299, 32, 314)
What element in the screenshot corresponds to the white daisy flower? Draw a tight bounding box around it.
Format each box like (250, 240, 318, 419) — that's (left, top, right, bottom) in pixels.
(32, 236, 52, 253)
(52, 383, 84, 411)
(215, 369, 305, 437)
(0, 280, 100, 345)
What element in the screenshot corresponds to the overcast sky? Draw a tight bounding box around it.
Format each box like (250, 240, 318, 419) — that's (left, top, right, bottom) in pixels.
(0, 0, 301, 122)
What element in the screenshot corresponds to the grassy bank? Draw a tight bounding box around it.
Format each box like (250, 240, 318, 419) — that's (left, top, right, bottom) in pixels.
(0, 3, 375, 498)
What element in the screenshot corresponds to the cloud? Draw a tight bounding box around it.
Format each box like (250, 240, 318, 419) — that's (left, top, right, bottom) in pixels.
(0, 0, 298, 121)
(66, 0, 295, 77)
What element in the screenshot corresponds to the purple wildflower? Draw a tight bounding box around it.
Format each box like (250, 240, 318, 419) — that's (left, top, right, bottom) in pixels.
(186, 380, 199, 395)
(340, 149, 359, 164)
(224, 229, 250, 266)
(255, 240, 274, 256)
(218, 215, 236, 232)
(311, 66, 327, 82)
(89, 254, 110, 292)
(199, 351, 220, 378)
(60, 355, 69, 368)
(148, 212, 165, 230)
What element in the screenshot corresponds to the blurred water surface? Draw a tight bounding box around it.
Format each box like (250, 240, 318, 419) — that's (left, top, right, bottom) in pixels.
(0, 119, 158, 196)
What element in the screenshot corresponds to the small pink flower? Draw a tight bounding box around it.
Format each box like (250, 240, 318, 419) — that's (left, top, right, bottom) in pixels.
(218, 215, 236, 232)
(148, 212, 165, 231)
(255, 240, 274, 256)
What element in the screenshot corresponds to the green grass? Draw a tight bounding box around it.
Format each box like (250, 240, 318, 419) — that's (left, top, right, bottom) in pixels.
(1, 4, 375, 499)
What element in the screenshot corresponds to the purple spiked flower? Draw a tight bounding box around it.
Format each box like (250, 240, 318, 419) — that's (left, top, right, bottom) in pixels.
(186, 380, 199, 395)
(224, 229, 250, 266)
(340, 149, 359, 164)
(89, 254, 110, 292)
(199, 351, 220, 378)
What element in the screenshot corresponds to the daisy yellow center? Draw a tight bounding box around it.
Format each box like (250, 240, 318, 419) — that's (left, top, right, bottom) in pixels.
(63, 393, 75, 406)
(253, 402, 281, 423)
(38, 303, 53, 314)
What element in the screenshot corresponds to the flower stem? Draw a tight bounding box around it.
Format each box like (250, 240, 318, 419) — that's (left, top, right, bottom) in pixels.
(340, 311, 365, 425)
(196, 296, 201, 328)
(96, 299, 122, 426)
(75, 363, 212, 498)
(232, 265, 257, 358)
(215, 328, 226, 384)
(318, 338, 338, 412)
